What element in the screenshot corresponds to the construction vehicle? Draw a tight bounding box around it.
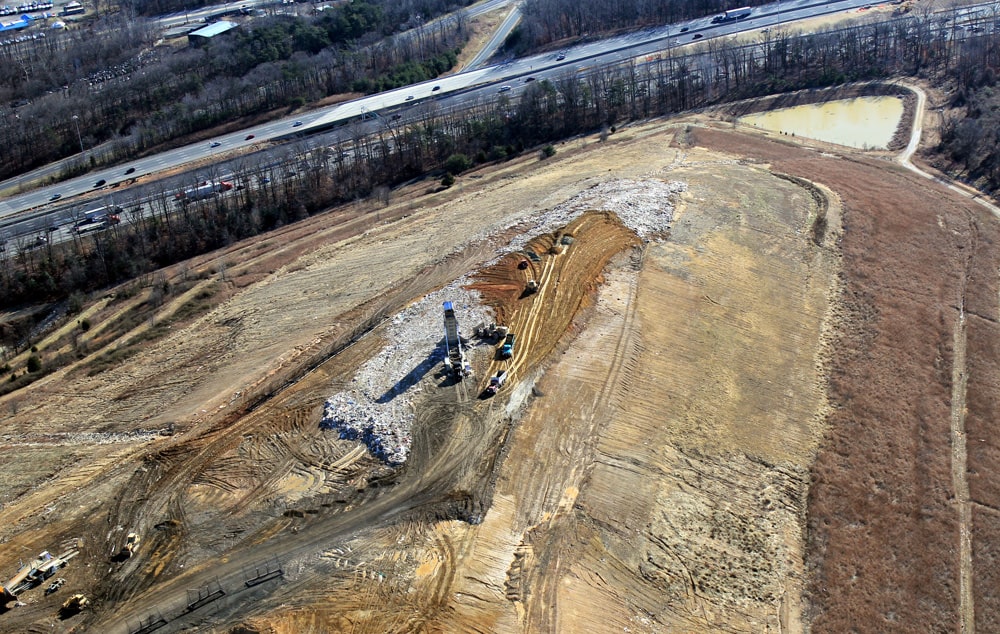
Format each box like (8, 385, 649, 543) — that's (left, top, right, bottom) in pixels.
(120, 532, 140, 559)
(485, 370, 507, 396)
(60, 594, 89, 616)
(501, 333, 516, 359)
(476, 323, 509, 341)
(45, 578, 66, 595)
(442, 301, 472, 378)
(2, 549, 79, 601)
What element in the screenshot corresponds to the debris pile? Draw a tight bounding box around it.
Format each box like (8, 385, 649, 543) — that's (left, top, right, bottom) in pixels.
(322, 177, 686, 464)
(505, 178, 686, 251)
(320, 287, 492, 464)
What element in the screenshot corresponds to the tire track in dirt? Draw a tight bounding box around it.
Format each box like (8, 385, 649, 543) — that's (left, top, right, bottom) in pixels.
(951, 229, 975, 634)
(523, 252, 645, 633)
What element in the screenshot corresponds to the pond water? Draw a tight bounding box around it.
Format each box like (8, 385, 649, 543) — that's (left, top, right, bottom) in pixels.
(738, 96, 905, 150)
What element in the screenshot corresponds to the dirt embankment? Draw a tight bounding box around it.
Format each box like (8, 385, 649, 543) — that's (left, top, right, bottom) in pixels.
(5, 110, 999, 634)
(691, 125, 998, 632)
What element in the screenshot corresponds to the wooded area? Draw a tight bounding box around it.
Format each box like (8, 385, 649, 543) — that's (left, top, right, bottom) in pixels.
(0, 0, 470, 179)
(3, 11, 998, 311)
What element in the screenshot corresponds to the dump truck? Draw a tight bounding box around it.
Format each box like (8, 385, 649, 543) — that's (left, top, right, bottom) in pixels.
(485, 370, 507, 396)
(501, 333, 516, 359)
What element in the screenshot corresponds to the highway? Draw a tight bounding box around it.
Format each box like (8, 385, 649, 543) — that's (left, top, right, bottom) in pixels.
(0, 0, 899, 234)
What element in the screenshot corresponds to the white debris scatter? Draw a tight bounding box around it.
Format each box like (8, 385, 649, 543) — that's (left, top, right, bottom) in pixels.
(504, 178, 686, 252)
(321, 177, 685, 464)
(321, 286, 493, 465)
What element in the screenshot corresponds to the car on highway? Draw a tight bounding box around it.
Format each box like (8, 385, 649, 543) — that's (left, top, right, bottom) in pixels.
(93, 179, 106, 187)
(245, 134, 255, 140)
(693, 33, 703, 39)
(556, 53, 566, 60)
(49, 193, 61, 201)
(499, 85, 511, 92)
(391, 113, 402, 120)
(680, 26, 689, 32)
(292, 121, 303, 127)
(524, 76, 535, 82)
(211, 141, 221, 147)
(405, 95, 414, 101)
(432, 85, 440, 91)
(125, 166, 135, 175)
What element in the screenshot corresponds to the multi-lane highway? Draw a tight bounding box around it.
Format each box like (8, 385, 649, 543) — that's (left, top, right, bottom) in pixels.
(0, 0, 948, 243)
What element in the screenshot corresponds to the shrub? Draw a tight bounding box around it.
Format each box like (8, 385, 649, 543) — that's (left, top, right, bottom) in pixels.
(444, 153, 472, 174)
(441, 172, 456, 188)
(541, 144, 556, 159)
(68, 292, 84, 314)
(80, 319, 91, 332)
(26, 355, 41, 373)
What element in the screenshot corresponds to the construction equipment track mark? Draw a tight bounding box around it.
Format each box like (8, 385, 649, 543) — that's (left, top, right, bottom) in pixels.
(951, 273, 974, 634)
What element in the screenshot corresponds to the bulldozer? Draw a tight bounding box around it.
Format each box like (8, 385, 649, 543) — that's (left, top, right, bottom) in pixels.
(60, 594, 89, 617)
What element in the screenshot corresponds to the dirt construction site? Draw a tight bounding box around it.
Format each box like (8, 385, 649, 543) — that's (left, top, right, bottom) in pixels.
(3, 92, 1000, 633)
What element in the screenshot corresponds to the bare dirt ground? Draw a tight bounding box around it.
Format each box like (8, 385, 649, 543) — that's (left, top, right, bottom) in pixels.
(1, 102, 998, 634)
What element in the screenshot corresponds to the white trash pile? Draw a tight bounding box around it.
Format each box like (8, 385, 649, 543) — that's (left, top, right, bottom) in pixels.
(320, 286, 493, 464)
(321, 177, 687, 464)
(505, 178, 686, 253)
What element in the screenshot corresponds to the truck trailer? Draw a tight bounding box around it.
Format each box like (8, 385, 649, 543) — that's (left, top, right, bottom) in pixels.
(175, 180, 233, 202)
(712, 6, 751, 22)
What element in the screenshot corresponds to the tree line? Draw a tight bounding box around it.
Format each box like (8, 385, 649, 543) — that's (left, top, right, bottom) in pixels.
(514, 0, 773, 52)
(0, 0, 470, 180)
(3, 9, 999, 316)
